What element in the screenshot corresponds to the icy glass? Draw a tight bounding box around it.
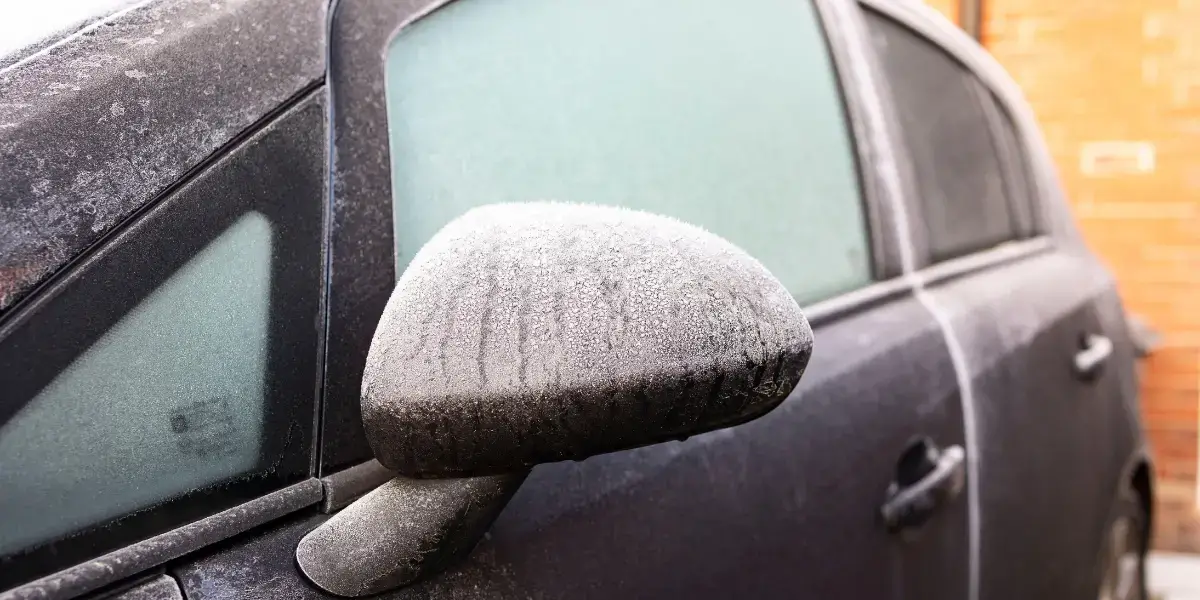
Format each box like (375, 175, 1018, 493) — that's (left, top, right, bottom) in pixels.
(0, 212, 272, 555)
(384, 0, 870, 304)
(864, 11, 1018, 260)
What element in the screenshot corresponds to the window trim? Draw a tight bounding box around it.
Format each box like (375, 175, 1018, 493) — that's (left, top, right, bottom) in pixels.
(0, 480, 323, 600)
(856, 0, 1081, 248)
(323, 0, 908, 474)
(915, 236, 1054, 290)
(813, 0, 932, 273)
(809, 0, 911, 281)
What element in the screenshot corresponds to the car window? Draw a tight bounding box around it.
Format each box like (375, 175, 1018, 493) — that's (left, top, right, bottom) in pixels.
(863, 10, 1019, 262)
(0, 99, 323, 587)
(984, 93, 1040, 237)
(383, 0, 871, 304)
(0, 213, 271, 557)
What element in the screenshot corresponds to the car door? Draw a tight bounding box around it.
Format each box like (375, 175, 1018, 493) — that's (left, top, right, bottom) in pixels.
(861, 4, 1144, 600)
(172, 1, 969, 599)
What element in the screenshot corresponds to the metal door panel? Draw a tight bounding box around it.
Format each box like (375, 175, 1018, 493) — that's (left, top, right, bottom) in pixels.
(922, 247, 1135, 599)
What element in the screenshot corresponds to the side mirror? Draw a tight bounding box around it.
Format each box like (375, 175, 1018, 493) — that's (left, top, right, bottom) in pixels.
(298, 203, 812, 595)
(364, 202, 813, 477)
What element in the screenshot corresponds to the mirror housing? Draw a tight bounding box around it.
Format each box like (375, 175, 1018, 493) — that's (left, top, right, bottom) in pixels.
(362, 202, 813, 478)
(298, 203, 814, 596)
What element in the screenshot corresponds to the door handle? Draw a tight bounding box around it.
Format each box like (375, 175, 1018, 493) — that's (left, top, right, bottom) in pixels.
(881, 440, 966, 532)
(1074, 334, 1113, 380)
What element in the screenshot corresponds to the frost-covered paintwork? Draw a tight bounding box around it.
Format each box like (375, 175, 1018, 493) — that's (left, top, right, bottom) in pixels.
(925, 251, 1142, 600)
(297, 473, 527, 596)
(0, 0, 325, 312)
(0, 0, 1151, 599)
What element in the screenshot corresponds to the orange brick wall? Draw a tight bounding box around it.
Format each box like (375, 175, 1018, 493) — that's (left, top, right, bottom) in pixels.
(978, 0, 1200, 550)
(924, 0, 959, 24)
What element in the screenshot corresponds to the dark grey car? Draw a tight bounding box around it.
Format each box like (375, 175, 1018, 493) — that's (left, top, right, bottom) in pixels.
(0, 0, 1153, 599)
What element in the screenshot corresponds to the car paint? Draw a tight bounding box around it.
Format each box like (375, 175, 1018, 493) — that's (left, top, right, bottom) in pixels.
(0, 0, 325, 313)
(0, 0, 1152, 599)
(927, 250, 1141, 600)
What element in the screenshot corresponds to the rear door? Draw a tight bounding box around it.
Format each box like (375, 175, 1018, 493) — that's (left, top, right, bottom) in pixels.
(175, 1, 969, 599)
(862, 5, 1140, 599)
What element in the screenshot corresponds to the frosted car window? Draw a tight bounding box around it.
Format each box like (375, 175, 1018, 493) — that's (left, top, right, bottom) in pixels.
(987, 95, 1040, 237)
(383, 0, 871, 304)
(0, 213, 271, 556)
(864, 11, 1018, 261)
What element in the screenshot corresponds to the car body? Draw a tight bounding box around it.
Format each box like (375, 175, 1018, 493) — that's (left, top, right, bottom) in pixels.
(0, 0, 1153, 599)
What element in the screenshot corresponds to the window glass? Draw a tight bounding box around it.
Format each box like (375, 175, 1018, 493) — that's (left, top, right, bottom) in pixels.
(864, 10, 1018, 261)
(0, 213, 271, 556)
(384, 0, 871, 304)
(986, 94, 1040, 237)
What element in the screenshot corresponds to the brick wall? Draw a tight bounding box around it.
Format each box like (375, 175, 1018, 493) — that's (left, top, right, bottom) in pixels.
(925, 0, 1200, 551)
(923, 0, 958, 23)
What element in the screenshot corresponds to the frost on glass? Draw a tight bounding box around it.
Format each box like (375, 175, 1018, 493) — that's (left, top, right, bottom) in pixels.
(0, 212, 272, 555)
(383, 0, 870, 304)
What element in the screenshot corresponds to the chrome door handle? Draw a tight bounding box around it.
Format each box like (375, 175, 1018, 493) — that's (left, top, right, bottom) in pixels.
(1074, 334, 1113, 380)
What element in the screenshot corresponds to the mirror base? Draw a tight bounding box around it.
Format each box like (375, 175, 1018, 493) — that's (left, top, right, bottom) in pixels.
(295, 472, 527, 597)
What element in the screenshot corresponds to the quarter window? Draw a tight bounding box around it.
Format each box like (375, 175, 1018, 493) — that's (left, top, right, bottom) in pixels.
(864, 10, 1019, 261)
(0, 100, 323, 587)
(384, 0, 872, 304)
(0, 213, 272, 558)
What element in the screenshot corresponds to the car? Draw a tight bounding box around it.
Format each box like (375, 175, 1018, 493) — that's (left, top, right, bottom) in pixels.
(0, 0, 1153, 599)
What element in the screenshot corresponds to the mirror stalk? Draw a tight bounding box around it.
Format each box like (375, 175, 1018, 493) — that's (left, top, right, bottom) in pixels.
(297, 471, 528, 597)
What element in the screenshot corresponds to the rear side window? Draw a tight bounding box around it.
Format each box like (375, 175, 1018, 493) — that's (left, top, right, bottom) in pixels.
(383, 0, 872, 304)
(864, 10, 1018, 261)
(984, 95, 1040, 237)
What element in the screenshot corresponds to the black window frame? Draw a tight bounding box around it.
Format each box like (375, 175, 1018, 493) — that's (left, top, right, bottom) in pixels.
(0, 91, 326, 590)
(321, 0, 908, 475)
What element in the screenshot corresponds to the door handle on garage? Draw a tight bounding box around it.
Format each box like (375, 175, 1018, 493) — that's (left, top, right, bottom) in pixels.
(881, 442, 966, 532)
(1074, 334, 1113, 380)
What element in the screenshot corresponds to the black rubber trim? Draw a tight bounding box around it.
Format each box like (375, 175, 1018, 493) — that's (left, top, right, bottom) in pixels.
(319, 460, 396, 514)
(0, 480, 322, 600)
